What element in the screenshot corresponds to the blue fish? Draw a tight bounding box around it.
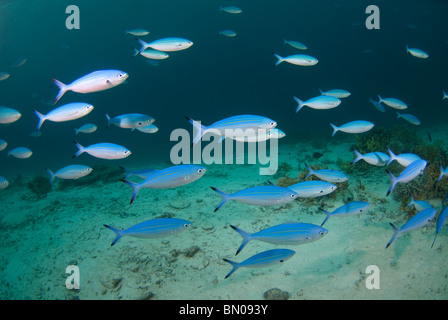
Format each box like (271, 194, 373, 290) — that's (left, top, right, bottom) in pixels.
(121, 164, 206, 204)
(386, 149, 421, 167)
(386, 159, 427, 197)
(438, 165, 448, 182)
(222, 249, 295, 279)
(288, 180, 337, 198)
(52, 70, 128, 103)
(185, 115, 277, 145)
(104, 218, 192, 246)
(0, 176, 9, 189)
(431, 206, 448, 248)
(386, 207, 437, 249)
(73, 141, 131, 160)
(352, 150, 389, 166)
(46, 165, 93, 185)
(320, 201, 370, 226)
(407, 195, 433, 212)
(304, 163, 348, 183)
(369, 98, 385, 112)
(210, 185, 298, 212)
(329, 120, 374, 137)
(294, 95, 341, 112)
(231, 222, 328, 255)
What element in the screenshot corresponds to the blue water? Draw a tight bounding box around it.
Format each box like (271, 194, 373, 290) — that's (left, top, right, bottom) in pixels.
(0, 0, 447, 300)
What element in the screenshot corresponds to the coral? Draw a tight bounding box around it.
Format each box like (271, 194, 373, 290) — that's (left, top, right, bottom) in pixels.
(276, 174, 299, 187)
(273, 162, 293, 179)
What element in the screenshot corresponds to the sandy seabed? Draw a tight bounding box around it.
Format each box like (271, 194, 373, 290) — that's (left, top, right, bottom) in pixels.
(0, 129, 447, 300)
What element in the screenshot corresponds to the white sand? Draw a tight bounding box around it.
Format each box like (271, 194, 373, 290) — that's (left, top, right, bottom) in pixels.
(0, 131, 447, 300)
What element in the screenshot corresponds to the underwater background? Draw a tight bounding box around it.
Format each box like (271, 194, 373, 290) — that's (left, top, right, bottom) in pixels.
(0, 0, 448, 300)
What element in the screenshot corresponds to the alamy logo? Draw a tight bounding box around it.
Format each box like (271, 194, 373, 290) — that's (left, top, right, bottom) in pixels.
(170, 126, 279, 175)
(66, 5, 80, 30)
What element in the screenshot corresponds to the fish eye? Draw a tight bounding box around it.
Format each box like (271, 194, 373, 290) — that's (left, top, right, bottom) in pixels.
(197, 168, 205, 173)
(290, 194, 296, 198)
(184, 223, 190, 228)
(319, 231, 325, 235)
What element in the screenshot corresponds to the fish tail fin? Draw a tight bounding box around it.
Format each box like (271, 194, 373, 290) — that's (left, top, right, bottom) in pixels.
(73, 127, 79, 136)
(72, 140, 85, 158)
(437, 166, 444, 182)
(185, 116, 206, 146)
(293, 96, 304, 113)
(442, 91, 447, 100)
(377, 94, 383, 103)
(319, 89, 324, 95)
(352, 149, 363, 164)
(105, 113, 112, 129)
(210, 187, 231, 212)
(222, 258, 239, 279)
(273, 53, 284, 67)
(386, 148, 396, 165)
(405, 44, 410, 52)
(132, 48, 140, 57)
(396, 111, 401, 119)
(121, 179, 140, 205)
(51, 78, 68, 104)
(320, 209, 332, 226)
(230, 225, 252, 256)
(431, 232, 438, 249)
(45, 168, 55, 186)
(135, 38, 148, 55)
(329, 123, 338, 137)
(304, 163, 314, 179)
(385, 169, 397, 197)
(407, 195, 415, 207)
(103, 224, 124, 246)
(386, 223, 400, 249)
(33, 110, 46, 131)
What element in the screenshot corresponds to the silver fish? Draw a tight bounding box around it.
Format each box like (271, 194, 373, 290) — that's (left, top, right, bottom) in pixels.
(0, 106, 21, 124)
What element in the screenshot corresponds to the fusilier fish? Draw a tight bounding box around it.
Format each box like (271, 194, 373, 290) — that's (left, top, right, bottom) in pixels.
(377, 95, 408, 110)
(231, 128, 285, 142)
(0, 139, 7, 151)
(386, 149, 421, 167)
(219, 30, 237, 37)
(320, 201, 370, 226)
(46, 165, 92, 185)
(211, 185, 298, 212)
(294, 95, 341, 113)
(105, 113, 154, 129)
(431, 206, 448, 248)
(133, 124, 159, 134)
(52, 70, 129, 103)
(135, 37, 193, 55)
(386, 159, 427, 196)
(283, 39, 307, 50)
(0, 72, 10, 81)
(288, 180, 337, 198)
(185, 115, 277, 145)
(319, 89, 351, 98)
(438, 165, 448, 182)
(351, 150, 390, 166)
(7, 146, 32, 159)
(219, 6, 242, 14)
(406, 45, 429, 59)
(407, 195, 433, 212)
(34, 102, 94, 131)
(0, 176, 9, 189)
(104, 218, 192, 246)
(304, 163, 348, 183)
(273, 53, 318, 67)
(133, 48, 169, 60)
(74, 123, 97, 135)
(222, 249, 295, 279)
(386, 207, 437, 248)
(442, 90, 448, 100)
(369, 97, 386, 112)
(124, 28, 149, 36)
(0, 106, 21, 124)
(73, 141, 131, 160)
(330, 120, 374, 137)
(121, 164, 206, 204)
(396, 112, 420, 125)
(230, 222, 328, 255)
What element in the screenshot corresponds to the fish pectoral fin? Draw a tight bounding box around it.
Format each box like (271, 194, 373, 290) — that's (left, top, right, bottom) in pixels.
(105, 80, 113, 87)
